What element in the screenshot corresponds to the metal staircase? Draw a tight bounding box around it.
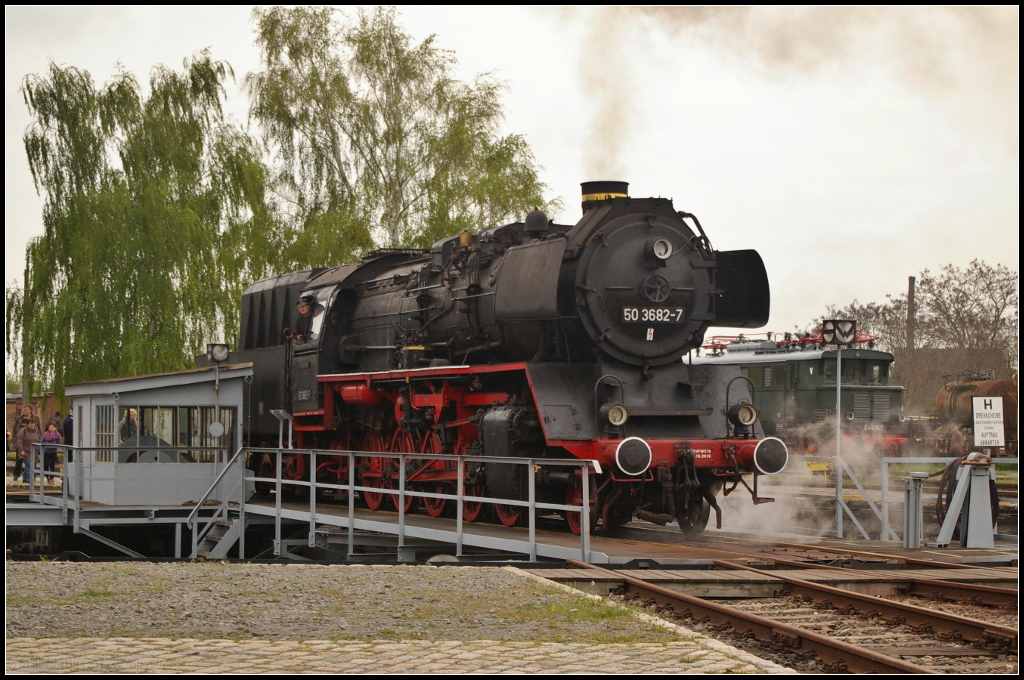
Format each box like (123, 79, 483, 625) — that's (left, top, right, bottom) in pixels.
(192, 518, 243, 559)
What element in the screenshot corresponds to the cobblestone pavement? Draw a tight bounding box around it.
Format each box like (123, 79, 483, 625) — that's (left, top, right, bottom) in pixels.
(6, 562, 792, 674)
(5, 637, 791, 674)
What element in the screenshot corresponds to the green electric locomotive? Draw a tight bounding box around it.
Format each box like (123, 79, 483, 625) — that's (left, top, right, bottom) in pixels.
(689, 333, 908, 457)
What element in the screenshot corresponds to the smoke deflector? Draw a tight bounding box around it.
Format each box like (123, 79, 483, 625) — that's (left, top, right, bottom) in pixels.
(714, 249, 770, 328)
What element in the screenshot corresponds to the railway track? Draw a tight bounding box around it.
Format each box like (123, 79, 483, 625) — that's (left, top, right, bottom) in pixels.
(565, 558, 1018, 674)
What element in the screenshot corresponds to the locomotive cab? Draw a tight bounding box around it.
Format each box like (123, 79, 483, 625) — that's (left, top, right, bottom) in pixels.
(290, 285, 339, 413)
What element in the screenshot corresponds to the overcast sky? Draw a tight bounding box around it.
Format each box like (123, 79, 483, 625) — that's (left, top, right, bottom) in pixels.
(5, 6, 1019, 335)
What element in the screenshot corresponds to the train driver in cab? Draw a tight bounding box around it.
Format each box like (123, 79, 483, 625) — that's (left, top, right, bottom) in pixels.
(294, 295, 324, 343)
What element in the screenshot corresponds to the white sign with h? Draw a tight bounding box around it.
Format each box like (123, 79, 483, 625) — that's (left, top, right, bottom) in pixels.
(972, 396, 1005, 448)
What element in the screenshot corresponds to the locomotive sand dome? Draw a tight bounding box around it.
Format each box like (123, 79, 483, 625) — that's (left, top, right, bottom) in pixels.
(213, 181, 787, 536)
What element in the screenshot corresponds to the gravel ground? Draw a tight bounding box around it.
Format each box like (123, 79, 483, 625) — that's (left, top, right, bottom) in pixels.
(6, 562, 688, 644)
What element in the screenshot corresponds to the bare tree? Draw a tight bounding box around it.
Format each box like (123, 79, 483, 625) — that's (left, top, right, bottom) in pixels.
(804, 260, 1018, 412)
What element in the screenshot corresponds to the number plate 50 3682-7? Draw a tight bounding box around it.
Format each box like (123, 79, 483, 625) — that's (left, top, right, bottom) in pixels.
(622, 307, 685, 323)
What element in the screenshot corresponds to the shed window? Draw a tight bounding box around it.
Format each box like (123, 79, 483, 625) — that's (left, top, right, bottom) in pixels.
(96, 405, 115, 461)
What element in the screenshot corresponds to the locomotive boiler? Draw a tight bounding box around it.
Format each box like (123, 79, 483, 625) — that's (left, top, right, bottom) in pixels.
(211, 181, 789, 535)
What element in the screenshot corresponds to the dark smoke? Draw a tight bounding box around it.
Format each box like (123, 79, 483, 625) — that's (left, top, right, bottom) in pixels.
(579, 7, 1019, 177)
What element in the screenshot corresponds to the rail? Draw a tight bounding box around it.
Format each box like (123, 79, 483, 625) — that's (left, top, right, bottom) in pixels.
(564, 559, 936, 674)
(242, 447, 601, 562)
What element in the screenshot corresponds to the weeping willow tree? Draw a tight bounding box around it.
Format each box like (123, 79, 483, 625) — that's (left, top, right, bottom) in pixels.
(246, 6, 556, 264)
(11, 53, 282, 395)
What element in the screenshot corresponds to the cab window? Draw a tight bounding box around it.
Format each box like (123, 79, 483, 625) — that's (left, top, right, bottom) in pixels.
(842, 360, 861, 383)
(297, 287, 337, 343)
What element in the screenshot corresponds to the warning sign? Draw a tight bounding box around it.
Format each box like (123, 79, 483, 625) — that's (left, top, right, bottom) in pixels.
(972, 396, 1005, 447)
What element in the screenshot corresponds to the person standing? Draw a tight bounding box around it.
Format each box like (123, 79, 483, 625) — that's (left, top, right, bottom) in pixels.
(14, 405, 42, 439)
(15, 418, 41, 484)
(40, 423, 62, 482)
(12, 407, 42, 479)
(47, 411, 64, 438)
(63, 411, 75, 462)
(119, 408, 138, 443)
(949, 423, 968, 456)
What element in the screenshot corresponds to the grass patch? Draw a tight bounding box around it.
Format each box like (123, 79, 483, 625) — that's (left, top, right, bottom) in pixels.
(496, 598, 632, 625)
(82, 587, 116, 597)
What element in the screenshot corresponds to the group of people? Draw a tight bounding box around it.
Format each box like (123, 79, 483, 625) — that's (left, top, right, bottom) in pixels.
(9, 405, 73, 484)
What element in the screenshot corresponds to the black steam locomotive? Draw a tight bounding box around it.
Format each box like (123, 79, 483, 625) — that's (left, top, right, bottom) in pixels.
(206, 181, 788, 535)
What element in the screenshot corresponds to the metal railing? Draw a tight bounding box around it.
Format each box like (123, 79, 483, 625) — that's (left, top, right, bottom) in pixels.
(24, 443, 230, 531)
(879, 456, 1019, 543)
(756, 454, 888, 540)
(186, 446, 248, 558)
(241, 447, 601, 562)
(749, 453, 1019, 543)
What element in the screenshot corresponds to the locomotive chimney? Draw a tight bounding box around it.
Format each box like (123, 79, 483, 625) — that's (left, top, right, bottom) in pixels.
(581, 181, 628, 211)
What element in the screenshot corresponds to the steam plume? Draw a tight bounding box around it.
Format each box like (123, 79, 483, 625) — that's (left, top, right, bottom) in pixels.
(580, 7, 1019, 177)
(580, 7, 631, 179)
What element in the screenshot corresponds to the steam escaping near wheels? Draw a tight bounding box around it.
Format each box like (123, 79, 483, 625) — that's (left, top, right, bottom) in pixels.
(753, 436, 788, 475)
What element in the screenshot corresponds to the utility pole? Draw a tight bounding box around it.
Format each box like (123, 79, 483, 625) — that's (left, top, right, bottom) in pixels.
(906, 276, 916, 350)
(822, 319, 857, 540)
(835, 344, 843, 538)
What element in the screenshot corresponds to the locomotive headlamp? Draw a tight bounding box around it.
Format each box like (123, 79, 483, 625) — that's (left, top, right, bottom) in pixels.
(600, 402, 629, 427)
(615, 437, 652, 476)
(206, 343, 230, 363)
(652, 238, 673, 260)
(727, 402, 758, 427)
(753, 437, 789, 475)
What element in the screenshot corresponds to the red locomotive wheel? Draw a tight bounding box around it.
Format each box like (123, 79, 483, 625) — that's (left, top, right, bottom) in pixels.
(419, 434, 449, 518)
(389, 431, 419, 513)
(462, 485, 487, 522)
(362, 477, 386, 511)
(564, 477, 597, 535)
(424, 483, 449, 518)
(360, 433, 387, 510)
(494, 503, 521, 527)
